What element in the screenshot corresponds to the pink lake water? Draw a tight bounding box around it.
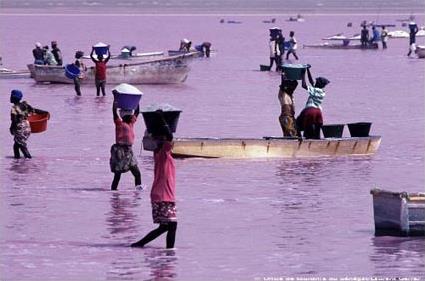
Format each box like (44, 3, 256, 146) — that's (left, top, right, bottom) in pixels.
(0, 13, 424, 280)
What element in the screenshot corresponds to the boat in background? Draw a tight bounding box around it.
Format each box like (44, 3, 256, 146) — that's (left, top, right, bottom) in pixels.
(0, 67, 31, 79)
(167, 50, 202, 58)
(388, 30, 409, 38)
(28, 54, 190, 84)
(150, 136, 382, 158)
(287, 14, 305, 22)
(304, 35, 378, 50)
(371, 188, 425, 236)
(82, 51, 164, 60)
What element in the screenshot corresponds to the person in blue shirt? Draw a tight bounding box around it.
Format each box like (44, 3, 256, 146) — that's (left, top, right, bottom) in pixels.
(370, 26, 380, 45)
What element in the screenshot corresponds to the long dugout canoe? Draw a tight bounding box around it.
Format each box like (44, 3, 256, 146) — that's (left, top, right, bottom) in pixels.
(170, 136, 381, 158)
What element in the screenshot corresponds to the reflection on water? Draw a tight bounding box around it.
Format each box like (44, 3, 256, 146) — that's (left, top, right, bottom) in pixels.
(144, 248, 178, 281)
(370, 236, 425, 276)
(105, 192, 142, 237)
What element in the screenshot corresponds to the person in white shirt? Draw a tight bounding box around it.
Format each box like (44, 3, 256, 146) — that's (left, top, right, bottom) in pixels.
(285, 31, 299, 60)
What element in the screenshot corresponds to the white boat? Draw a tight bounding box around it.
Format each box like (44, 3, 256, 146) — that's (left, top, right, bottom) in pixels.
(416, 28, 425, 37)
(28, 55, 190, 84)
(388, 30, 409, 38)
(0, 67, 31, 79)
(143, 136, 381, 159)
(416, 45, 425, 58)
(371, 188, 425, 236)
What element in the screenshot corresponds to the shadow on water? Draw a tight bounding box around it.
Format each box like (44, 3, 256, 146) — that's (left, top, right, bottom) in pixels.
(6, 157, 48, 176)
(369, 236, 425, 275)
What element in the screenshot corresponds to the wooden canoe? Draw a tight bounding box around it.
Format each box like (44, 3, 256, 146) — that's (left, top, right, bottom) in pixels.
(371, 188, 425, 236)
(0, 67, 31, 79)
(303, 43, 379, 50)
(28, 54, 190, 84)
(143, 136, 382, 158)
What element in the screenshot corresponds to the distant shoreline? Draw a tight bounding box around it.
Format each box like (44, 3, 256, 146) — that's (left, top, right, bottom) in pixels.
(1, 9, 424, 16)
(0, 7, 425, 16)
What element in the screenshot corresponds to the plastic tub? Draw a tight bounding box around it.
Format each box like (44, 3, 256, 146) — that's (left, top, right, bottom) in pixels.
(113, 83, 143, 110)
(28, 113, 49, 133)
(65, 64, 80, 79)
(142, 111, 181, 136)
(322, 124, 344, 138)
(347, 122, 372, 137)
(282, 64, 309, 80)
(93, 42, 109, 56)
(116, 94, 142, 110)
(260, 64, 271, 71)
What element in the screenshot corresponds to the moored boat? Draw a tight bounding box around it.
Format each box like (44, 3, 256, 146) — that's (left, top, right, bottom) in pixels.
(82, 51, 164, 60)
(0, 67, 31, 79)
(158, 136, 382, 158)
(370, 188, 425, 236)
(28, 54, 190, 84)
(387, 30, 409, 38)
(167, 50, 202, 58)
(303, 42, 378, 50)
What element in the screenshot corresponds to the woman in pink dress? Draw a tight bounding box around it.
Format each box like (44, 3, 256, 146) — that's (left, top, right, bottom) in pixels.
(131, 111, 177, 248)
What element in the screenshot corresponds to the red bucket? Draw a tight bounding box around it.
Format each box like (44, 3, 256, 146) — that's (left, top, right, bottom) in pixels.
(28, 113, 49, 133)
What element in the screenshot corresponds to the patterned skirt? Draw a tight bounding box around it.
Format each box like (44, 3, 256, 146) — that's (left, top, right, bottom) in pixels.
(109, 144, 138, 173)
(152, 202, 177, 224)
(14, 121, 31, 146)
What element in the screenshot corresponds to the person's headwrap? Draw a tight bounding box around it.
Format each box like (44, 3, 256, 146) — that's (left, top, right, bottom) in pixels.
(315, 77, 330, 88)
(10, 89, 23, 103)
(35, 42, 42, 48)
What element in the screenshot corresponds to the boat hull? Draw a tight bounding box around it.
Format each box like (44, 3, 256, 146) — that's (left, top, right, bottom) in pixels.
(156, 136, 382, 158)
(28, 55, 190, 84)
(416, 46, 425, 59)
(371, 188, 425, 236)
(303, 44, 378, 50)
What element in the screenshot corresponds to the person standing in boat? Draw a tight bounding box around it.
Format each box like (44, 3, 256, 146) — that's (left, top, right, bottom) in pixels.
(269, 37, 281, 71)
(381, 26, 389, 49)
(296, 67, 330, 139)
(131, 111, 177, 249)
(73, 51, 86, 96)
(90, 47, 111, 96)
(285, 31, 299, 60)
(110, 92, 143, 191)
(32, 42, 44, 65)
(360, 25, 369, 48)
(407, 21, 419, 57)
(9, 90, 49, 159)
(278, 77, 298, 137)
(51, 41, 63, 66)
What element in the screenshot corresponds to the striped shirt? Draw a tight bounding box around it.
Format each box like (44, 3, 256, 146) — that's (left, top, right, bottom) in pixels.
(305, 86, 325, 110)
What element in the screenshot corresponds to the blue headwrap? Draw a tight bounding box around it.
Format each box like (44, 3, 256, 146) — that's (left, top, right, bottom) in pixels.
(10, 90, 23, 103)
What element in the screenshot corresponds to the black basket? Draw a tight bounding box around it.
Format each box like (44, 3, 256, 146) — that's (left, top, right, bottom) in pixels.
(142, 111, 181, 136)
(322, 124, 344, 138)
(347, 122, 372, 137)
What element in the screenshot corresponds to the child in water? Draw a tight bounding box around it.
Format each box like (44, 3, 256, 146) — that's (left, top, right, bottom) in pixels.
(131, 111, 177, 249)
(9, 90, 49, 159)
(296, 67, 330, 139)
(110, 91, 143, 190)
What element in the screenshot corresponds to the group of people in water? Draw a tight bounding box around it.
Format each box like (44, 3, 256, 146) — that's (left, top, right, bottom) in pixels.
(360, 24, 388, 49)
(269, 28, 299, 71)
(8, 86, 178, 249)
(278, 67, 330, 140)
